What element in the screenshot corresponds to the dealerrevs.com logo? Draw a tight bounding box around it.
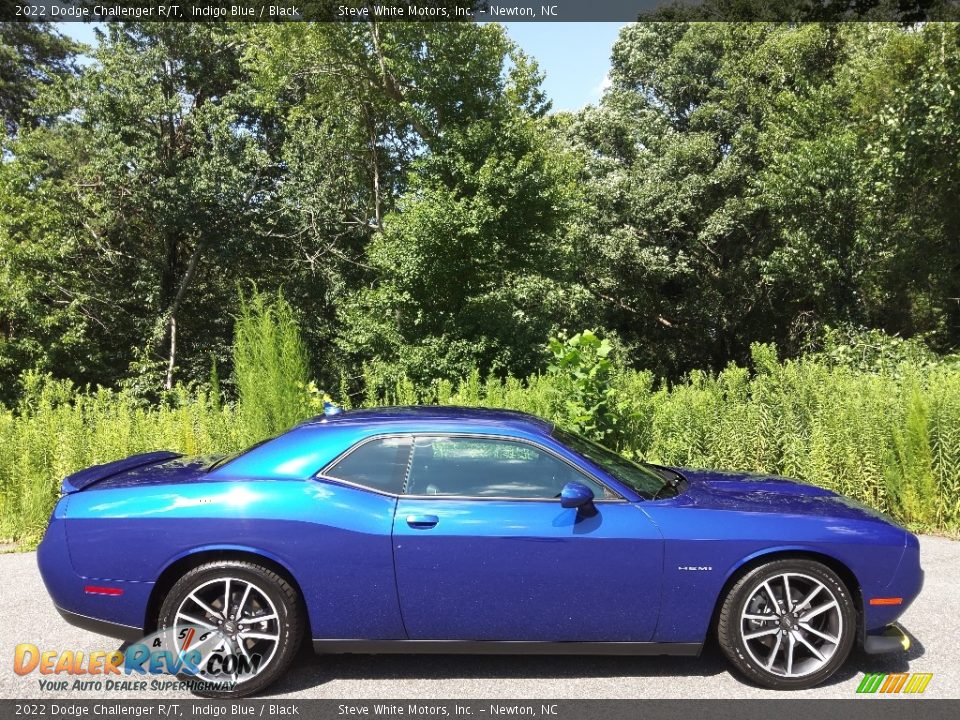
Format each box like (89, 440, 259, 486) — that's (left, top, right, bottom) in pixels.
(13, 626, 261, 693)
(856, 673, 934, 695)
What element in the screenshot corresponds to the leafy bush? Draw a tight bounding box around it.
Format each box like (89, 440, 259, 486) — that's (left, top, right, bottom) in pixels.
(814, 326, 945, 375)
(546, 330, 618, 444)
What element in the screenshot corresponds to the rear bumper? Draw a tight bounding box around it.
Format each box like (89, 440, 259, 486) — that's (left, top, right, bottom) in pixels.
(863, 624, 911, 655)
(55, 606, 142, 643)
(38, 505, 152, 633)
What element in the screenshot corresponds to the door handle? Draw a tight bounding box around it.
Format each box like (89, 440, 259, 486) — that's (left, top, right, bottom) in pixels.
(406, 514, 439, 529)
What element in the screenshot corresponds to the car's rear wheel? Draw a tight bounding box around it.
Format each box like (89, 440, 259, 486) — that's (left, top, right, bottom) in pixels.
(158, 560, 302, 697)
(717, 558, 856, 689)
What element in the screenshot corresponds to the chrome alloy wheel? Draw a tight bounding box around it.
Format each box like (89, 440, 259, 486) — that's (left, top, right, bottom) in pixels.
(740, 572, 844, 678)
(173, 577, 281, 684)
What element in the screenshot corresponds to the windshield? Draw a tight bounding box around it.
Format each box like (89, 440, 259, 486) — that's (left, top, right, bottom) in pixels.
(553, 428, 674, 500)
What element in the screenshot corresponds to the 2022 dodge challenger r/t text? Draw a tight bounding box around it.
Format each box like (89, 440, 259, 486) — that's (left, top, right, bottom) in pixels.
(38, 406, 922, 696)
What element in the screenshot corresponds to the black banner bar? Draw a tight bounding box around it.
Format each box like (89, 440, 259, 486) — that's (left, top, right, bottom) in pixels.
(1, 700, 960, 720)
(3, 0, 960, 23)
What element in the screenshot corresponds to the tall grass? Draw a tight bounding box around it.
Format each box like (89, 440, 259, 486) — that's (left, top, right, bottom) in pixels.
(2, 333, 959, 548)
(0, 374, 244, 544)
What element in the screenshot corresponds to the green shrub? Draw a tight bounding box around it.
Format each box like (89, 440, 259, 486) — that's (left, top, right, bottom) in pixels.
(545, 330, 619, 445)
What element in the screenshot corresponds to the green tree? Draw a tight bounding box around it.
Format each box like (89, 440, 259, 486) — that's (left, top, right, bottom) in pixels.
(567, 22, 960, 377)
(1, 24, 277, 398)
(334, 23, 583, 384)
(855, 24, 960, 350)
(240, 20, 425, 384)
(0, 22, 79, 140)
(4, 19, 960, 405)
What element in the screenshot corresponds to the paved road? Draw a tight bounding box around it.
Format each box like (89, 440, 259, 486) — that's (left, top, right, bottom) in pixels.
(1, 537, 957, 699)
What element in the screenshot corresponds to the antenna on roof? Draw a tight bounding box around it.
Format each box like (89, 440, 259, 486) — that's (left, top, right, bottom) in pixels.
(322, 400, 343, 417)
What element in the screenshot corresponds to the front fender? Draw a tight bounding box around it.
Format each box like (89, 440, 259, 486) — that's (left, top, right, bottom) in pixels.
(644, 503, 908, 644)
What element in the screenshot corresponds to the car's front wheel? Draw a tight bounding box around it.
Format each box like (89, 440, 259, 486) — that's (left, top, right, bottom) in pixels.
(717, 558, 856, 689)
(158, 559, 303, 697)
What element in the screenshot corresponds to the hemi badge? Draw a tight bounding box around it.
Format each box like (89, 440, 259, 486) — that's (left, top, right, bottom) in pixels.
(84, 585, 123, 596)
(869, 597, 903, 606)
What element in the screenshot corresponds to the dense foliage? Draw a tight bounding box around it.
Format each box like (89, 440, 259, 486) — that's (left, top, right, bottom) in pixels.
(568, 23, 960, 374)
(2, 22, 960, 545)
(2, 22, 959, 400)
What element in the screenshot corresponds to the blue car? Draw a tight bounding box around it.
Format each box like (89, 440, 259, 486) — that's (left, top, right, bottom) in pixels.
(38, 406, 922, 696)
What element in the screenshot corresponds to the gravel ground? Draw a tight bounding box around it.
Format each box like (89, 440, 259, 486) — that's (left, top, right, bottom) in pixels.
(0, 536, 956, 699)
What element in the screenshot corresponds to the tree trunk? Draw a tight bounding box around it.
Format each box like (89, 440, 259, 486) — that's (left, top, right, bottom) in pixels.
(165, 315, 177, 391)
(163, 241, 203, 390)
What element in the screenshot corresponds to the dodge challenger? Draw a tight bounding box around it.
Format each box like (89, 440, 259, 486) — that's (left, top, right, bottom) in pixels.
(37, 406, 922, 696)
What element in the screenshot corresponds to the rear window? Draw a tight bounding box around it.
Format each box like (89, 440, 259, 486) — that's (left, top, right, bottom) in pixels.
(324, 437, 413, 494)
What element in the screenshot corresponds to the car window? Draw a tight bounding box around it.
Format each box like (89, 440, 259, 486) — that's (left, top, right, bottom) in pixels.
(405, 436, 613, 499)
(552, 428, 671, 500)
(325, 437, 413, 494)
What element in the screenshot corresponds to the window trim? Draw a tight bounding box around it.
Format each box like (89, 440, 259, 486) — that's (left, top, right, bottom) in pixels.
(316, 432, 626, 503)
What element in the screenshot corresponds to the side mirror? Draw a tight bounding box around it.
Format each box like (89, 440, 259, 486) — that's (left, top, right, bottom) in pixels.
(560, 481, 595, 509)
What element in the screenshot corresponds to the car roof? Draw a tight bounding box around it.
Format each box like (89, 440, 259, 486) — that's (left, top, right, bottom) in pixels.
(213, 407, 559, 482)
(297, 405, 554, 434)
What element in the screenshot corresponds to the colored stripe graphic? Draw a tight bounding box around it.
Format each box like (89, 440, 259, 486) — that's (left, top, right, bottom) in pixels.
(857, 673, 885, 693)
(882, 673, 908, 693)
(904, 673, 933, 694)
(856, 673, 933, 694)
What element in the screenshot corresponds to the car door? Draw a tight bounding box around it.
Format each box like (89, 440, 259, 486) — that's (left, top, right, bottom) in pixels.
(392, 434, 664, 642)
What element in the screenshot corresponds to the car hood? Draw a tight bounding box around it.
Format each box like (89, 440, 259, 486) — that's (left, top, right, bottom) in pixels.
(668, 466, 898, 524)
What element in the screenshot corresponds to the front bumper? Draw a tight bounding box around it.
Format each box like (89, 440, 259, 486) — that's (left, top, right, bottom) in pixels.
(863, 536, 924, 634)
(863, 624, 911, 654)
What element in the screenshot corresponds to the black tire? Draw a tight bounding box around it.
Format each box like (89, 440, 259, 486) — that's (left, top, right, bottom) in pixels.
(717, 558, 856, 690)
(158, 559, 303, 698)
